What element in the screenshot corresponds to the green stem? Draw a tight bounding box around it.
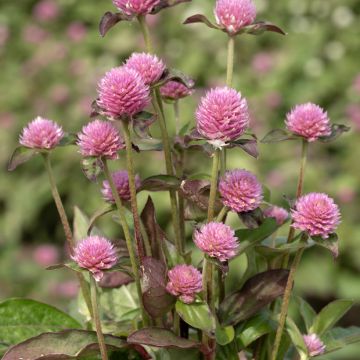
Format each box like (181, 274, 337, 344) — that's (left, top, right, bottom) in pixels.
(137, 15, 153, 53)
(174, 311, 181, 336)
(174, 100, 180, 135)
(216, 206, 228, 223)
(207, 149, 220, 221)
(226, 36, 235, 87)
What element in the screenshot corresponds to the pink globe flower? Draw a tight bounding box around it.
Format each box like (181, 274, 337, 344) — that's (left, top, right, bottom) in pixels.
(160, 80, 193, 100)
(71, 236, 118, 281)
(292, 193, 341, 239)
(166, 264, 202, 303)
(194, 222, 238, 261)
(285, 103, 332, 142)
(33, 244, 60, 267)
(77, 120, 124, 159)
(303, 334, 326, 357)
(263, 206, 289, 225)
(214, 0, 257, 34)
(97, 67, 150, 118)
(196, 87, 250, 143)
(113, 0, 161, 16)
(20, 116, 64, 150)
(125, 52, 165, 85)
(219, 169, 263, 213)
(101, 170, 141, 202)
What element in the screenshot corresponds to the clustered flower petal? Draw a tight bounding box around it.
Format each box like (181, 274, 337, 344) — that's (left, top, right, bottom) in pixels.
(263, 206, 289, 225)
(303, 334, 326, 357)
(285, 103, 332, 142)
(113, 0, 161, 16)
(194, 222, 238, 261)
(214, 0, 257, 34)
(72, 236, 118, 281)
(77, 120, 124, 159)
(97, 67, 150, 118)
(292, 193, 341, 239)
(125, 52, 165, 85)
(166, 264, 202, 303)
(101, 170, 141, 202)
(219, 169, 263, 213)
(160, 80, 193, 100)
(196, 87, 250, 143)
(20, 116, 64, 150)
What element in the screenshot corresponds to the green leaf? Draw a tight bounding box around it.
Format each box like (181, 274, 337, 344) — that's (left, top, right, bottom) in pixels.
(73, 206, 102, 243)
(7, 146, 38, 171)
(323, 326, 360, 354)
(58, 133, 77, 146)
(296, 297, 317, 332)
(261, 129, 298, 143)
(319, 124, 350, 143)
(311, 233, 339, 258)
(87, 204, 115, 235)
(215, 323, 235, 346)
(285, 317, 308, 360)
(81, 157, 103, 182)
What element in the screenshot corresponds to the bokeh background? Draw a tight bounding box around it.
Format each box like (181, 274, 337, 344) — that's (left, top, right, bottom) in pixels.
(1, 0, 359, 358)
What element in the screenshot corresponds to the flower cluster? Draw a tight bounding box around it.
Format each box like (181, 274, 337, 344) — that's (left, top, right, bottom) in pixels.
(160, 80, 193, 100)
(263, 206, 289, 225)
(303, 334, 326, 357)
(113, 0, 161, 16)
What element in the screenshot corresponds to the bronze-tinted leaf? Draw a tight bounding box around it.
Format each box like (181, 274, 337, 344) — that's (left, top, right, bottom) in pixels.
(244, 21, 286, 36)
(139, 175, 181, 192)
(261, 129, 299, 143)
(99, 272, 133, 288)
(238, 208, 264, 229)
(151, 0, 191, 14)
(229, 139, 258, 158)
(311, 233, 339, 258)
(8, 146, 38, 171)
(319, 124, 350, 143)
(155, 69, 195, 89)
(183, 14, 220, 30)
(99, 12, 133, 37)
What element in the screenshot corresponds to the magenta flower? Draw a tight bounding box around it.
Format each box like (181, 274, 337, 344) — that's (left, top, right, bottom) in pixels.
(194, 222, 238, 261)
(20, 116, 64, 150)
(292, 193, 341, 239)
(263, 206, 289, 225)
(303, 334, 326, 357)
(214, 0, 256, 34)
(219, 169, 263, 213)
(113, 0, 161, 16)
(125, 52, 165, 85)
(285, 103, 332, 142)
(77, 120, 124, 159)
(101, 170, 141, 202)
(160, 80, 193, 100)
(97, 67, 150, 118)
(166, 264, 202, 303)
(72, 236, 118, 281)
(196, 87, 250, 143)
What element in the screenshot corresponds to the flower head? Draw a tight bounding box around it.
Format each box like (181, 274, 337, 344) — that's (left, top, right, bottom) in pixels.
(77, 120, 124, 159)
(72, 236, 118, 281)
(303, 334, 326, 357)
(166, 265, 202, 303)
(194, 222, 238, 261)
(160, 80, 193, 100)
(285, 103, 332, 142)
(101, 170, 141, 202)
(214, 0, 257, 34)
(196, 87, 250, 142)
(219, 169, 263, 213)
(97, 67, 150, 118)
(20, 116, 64, 150)
(125, 52, 165, 85)
(263, 206, 289, 225)
(292, 193, 341, 239)
(113, 0, 161, 16)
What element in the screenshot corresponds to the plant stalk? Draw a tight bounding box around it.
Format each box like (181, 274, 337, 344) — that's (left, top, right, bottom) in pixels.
(226, 36, 235, 87)
(137, 15, 153, 53)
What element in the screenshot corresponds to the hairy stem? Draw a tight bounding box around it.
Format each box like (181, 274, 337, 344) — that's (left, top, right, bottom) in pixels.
(226, 36, 235, 87)
(137, 15, 153, 53)
(207, 149, 220, 221)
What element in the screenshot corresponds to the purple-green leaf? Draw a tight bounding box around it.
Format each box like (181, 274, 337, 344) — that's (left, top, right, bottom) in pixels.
(244, 21, 286, 35)
(7, 146, 38, 171)
(311, 233, 339, 258)
(319, 124, 350, 143)
(99, 12, 133, 37)
(99, 272, 133, 288)
(229, 139, 258, 158)
(139, 175, 181, 192)
(183, 14, 220, 30)
(261, 129, 298, 143)
(238, 208, 264, 229)
(151, 0, 191, 14)
(155, 68, 195, 90)
(132, 111, 157, 140)
(81, 157, 103, 182)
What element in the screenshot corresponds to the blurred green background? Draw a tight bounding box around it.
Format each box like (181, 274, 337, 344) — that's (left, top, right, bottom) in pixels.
(1, 0, 359, 358)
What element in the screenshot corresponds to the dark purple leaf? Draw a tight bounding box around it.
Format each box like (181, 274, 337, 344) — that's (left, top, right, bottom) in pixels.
(229, 139, 258, 158)
(311, 233, 339, 259)
(81, 157, 103, 182)
(319, 124, 350, 143)
(99, 272, 133, 288)
(238, 208, 264, 229)
(99, 12, 133, 37)
(8, 146, 38, 171)
(261, 129, 298, 143)
(151, 0, 191, 14)
(183, 14, 220, 30)
(244, 21, 286, 35)
(139, 175, 181, 192)
(155, 69, 195, 90)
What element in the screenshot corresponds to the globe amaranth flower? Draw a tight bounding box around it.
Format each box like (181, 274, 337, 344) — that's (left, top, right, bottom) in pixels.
(196, 87, 250, 143)
(20, 116, 64, 150)
(160, 80, 193, 101)
(194, 222, 238, 261)
(101, 170, 141, 202)
(285, 103, 332, 142)
(214, 0, 257, 34)
(72, 236, 118, 281)
(219, 169, 263, 213)
(263, 206, 289, 225)
(166, 264, 202, 303)
(113, 0, 161, 16)
(97, 67, 150, 118)
(303, 334, 326, 357)
(77, 120, 124, 159)
(125, 52, 165, 85)
(292, 193, 341, 239)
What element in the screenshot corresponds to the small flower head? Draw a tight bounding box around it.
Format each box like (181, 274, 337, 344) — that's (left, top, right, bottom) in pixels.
(72, 236, 118, 281)
(303, 334, 326, 357)
(263, 206, 289, 225)
(194, 222, 238, 261)
(113, 0, 161, 16)
(196, 87, 250, 142)
(125, 52, 165, 85)
(285, 103, 332, 142)
(292, 193, 341, 239)
(20, 116, 64, 150)
(101, 170, 141, 202)
(97, 67, 150, 118)
(219, 169, 263, 213)
(214, 0, 257, 34)
(166, 264, 202, 303)
(160, 80, 193, 101)
(77, 120, 124, 159)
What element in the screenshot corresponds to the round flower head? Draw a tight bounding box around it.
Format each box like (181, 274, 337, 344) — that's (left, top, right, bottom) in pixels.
(101, 170, 141, 202)
(71, 236, 118, 281)
(196, 87, 250, 143)
(20, 116, 64, 150)
(214, 0, 257, 34)
(303, 334, 326, 357)
(292, 193, 341, 239)
(194, 222, 238, 261)
(166, 265, 202, 304)
(113, 0, 161, 16)
(160, 80, 193, 101)
(97, 67, 150, 118)
(77, 120, 124, 159)
(263, 206, 289, 225)
(219, 169, 263, 213)
(285, 103, 332, 142)
(125, 52, 165, 85)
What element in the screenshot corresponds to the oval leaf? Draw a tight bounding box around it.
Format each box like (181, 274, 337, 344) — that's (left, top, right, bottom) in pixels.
(8, 146, 37, 171)
(319, 124, 350, 143)
(285, 317, 308, 359)
(215, 324, 235, 346)
(323, 326, 360, 354)
(183, 14, 220, 30)
(139, 175, 181, 192)
(99, 11, 132, 37)
(261, 129, 298, 143)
